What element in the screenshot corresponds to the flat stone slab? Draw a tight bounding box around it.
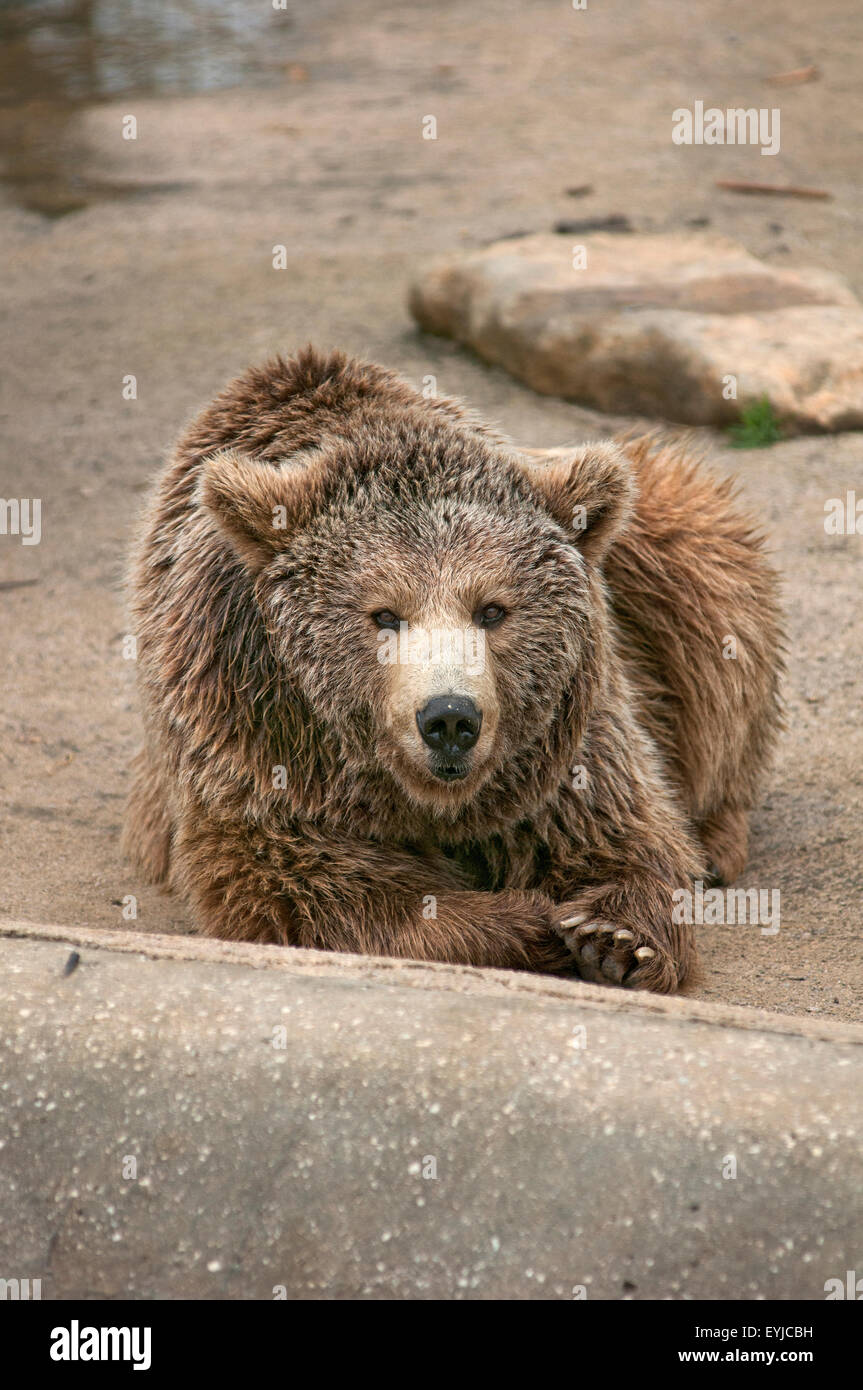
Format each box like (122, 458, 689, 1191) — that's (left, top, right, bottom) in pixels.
(2, 919, 861, 1299)
(409, 233, 863, 432)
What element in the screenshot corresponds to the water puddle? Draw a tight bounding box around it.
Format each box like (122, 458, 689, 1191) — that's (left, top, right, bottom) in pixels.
(0, 0, 299, 216)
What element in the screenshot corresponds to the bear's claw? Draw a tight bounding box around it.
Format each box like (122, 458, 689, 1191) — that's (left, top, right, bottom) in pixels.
(556, 913, 662, 989)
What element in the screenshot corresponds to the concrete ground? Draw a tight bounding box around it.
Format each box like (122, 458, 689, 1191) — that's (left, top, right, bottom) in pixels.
(1, 0, 861, 1022)
(2, 918, 861, 1300)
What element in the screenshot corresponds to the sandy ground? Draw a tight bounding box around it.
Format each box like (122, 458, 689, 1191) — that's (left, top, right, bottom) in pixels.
(1, 0, 861, 1021)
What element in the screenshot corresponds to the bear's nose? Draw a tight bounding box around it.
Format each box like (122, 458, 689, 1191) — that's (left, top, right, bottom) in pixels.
(416, 696, 482, 754)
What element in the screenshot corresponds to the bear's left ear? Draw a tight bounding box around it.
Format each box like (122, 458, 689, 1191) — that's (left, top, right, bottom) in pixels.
(515, 441, 636, 564)
(197, 447, 330, 571)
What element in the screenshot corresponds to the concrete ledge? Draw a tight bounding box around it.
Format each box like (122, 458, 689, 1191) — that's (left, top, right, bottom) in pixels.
(1, 920, 861, 1299)
(2, 916, 862, 1046)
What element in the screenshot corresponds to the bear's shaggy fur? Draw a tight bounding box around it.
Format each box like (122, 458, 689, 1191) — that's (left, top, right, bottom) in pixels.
(123, 348, 783, 993)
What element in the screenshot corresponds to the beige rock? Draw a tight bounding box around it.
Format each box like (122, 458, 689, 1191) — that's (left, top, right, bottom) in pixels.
(409, 233, 863, 431)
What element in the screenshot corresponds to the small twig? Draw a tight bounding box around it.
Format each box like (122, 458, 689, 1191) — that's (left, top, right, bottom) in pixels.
(554, 214, 633, 234)
(766, 65, 818, 86)
(715, 179, 832, 200)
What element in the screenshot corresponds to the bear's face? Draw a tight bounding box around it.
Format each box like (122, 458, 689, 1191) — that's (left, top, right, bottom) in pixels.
(260, 496, 588, 810)
(199, 431, 634, 814)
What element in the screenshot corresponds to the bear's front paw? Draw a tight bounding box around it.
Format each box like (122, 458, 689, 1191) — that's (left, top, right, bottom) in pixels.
(555, 911, 679, 993)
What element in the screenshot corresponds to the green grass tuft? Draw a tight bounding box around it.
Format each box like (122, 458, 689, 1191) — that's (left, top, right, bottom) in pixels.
(727, 396, 783, 449)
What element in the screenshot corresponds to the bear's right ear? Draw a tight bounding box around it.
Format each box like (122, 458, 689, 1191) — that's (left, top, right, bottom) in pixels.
(198, 448, 330, 571)
(515, 441, 636, 564)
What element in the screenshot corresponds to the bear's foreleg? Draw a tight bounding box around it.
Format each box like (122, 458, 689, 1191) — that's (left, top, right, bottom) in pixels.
(173, 809, 574, 974)
(545, 705, 703, 993)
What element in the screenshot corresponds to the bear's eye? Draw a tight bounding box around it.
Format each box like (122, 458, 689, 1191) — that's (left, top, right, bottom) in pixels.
(372, 609, 401, 630)
(475, 603, 506, 628)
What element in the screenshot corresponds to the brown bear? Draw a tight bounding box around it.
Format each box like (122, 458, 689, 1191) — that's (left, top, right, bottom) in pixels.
(123, 347, 783, 993)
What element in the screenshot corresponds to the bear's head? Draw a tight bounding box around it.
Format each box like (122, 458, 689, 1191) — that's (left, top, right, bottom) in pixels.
(197, 355, 635, 818)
